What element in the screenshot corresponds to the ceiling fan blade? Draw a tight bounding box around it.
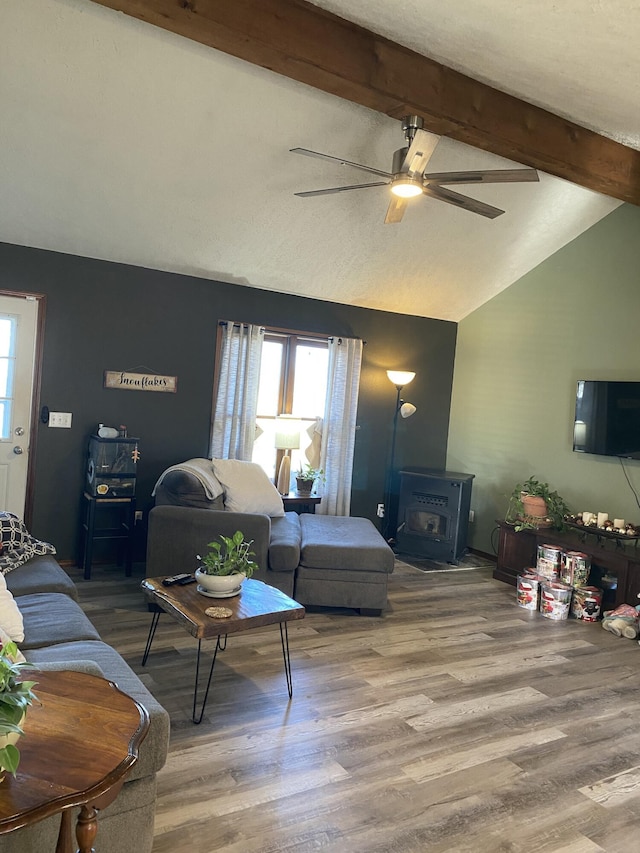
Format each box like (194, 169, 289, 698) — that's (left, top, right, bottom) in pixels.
(295, 182, 388, 198)
(384, 196, 409, 224)
(401, 130, 440, 177)
(290, 148, 392, 179)
(422, 184, 505, 219)
(425, 168, 539, 185)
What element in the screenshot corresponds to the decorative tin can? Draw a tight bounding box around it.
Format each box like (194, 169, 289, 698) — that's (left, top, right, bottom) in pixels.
(561, 551, 591, 587)
(540, 582, 573, 621)
(536, 544, 563, 581)
(517, 572, 542, 610)
(571, 586, 603, 622)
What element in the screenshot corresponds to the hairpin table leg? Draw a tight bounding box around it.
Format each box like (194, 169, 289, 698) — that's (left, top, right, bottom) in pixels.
(141, 611, 161, 666)
(280, 622, 293, 699)
(192, 634, 228, 724)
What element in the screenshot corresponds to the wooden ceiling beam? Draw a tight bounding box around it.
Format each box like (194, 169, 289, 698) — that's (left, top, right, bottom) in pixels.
(90, 0, 640, 205)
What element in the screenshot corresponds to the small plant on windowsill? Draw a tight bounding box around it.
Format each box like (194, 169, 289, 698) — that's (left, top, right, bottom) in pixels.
(0, 640, 38, 780)
(295, 464, 324, 495)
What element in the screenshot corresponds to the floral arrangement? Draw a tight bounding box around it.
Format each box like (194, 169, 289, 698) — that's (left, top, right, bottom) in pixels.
(0, 640, 38, 777)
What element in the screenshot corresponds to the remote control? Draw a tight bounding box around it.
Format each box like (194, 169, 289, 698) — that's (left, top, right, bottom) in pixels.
(162, 573, 194, 586)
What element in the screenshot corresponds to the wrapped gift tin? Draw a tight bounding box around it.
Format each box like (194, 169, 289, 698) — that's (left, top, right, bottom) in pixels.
(540, 581, 572, 621)
(517, 572, 542, 611)
(536, 544, 563, 581)
(571, 586, 602, 622)
(561, 551, 591, 587)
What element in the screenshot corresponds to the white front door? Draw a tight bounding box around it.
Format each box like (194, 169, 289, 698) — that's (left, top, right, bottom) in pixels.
(0, 294, 39, 518)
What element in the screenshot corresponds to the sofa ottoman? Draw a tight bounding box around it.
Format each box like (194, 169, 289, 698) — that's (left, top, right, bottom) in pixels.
(294, 515, 395, 615)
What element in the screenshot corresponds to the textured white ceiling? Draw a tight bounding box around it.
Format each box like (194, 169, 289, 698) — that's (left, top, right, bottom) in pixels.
(313, 0, 640, 149)
(0, 0, 629, 321)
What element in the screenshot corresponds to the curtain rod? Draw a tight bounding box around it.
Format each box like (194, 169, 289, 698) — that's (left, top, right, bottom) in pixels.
(218, 320, 366, 344)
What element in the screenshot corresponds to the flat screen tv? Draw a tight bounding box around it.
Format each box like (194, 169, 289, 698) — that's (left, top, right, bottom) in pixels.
(573, 380, 640, 459)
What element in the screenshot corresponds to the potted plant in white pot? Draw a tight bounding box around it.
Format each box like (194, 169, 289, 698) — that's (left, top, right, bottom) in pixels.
(295, 464, 323, 496)
(195, 530, 259, 598)
(505, 476, 571, 532)
(0, 640, 38, 780)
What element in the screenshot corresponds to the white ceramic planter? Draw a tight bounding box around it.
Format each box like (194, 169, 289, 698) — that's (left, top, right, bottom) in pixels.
(194, 568, 246, 597)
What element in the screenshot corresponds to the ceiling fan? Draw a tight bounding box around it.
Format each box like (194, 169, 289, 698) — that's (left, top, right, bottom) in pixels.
(291, 115, 539, 223)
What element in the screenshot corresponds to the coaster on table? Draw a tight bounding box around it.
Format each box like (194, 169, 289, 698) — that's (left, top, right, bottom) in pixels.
(205, 606, 233, 619)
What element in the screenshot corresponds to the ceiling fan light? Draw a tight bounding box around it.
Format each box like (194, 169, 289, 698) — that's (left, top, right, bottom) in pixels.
(390, 178, 423, 198)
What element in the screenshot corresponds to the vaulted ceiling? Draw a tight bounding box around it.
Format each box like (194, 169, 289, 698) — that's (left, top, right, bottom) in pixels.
(2, 0, 637, 320)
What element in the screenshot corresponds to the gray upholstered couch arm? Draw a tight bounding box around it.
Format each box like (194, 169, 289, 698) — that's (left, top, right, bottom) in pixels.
(269, 513, 302, 571)
(147, 505, 271, 577)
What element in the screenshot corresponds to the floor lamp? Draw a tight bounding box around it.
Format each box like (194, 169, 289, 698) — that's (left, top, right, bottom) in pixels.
(382, 370, 417, 543)
(274, 415, 300, 495)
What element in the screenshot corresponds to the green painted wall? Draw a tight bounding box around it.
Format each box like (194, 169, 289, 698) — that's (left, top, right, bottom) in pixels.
(447, 203, 640, 556)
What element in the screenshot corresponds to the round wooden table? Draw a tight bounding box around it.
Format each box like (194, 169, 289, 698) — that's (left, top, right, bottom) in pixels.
(0, 669, 149, 853)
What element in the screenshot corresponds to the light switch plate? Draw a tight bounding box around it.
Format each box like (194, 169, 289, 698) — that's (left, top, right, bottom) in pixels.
(48, 412, 72, 428)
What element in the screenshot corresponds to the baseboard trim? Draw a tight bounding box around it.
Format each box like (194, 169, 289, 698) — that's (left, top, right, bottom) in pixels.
(469, 547, 496, 563)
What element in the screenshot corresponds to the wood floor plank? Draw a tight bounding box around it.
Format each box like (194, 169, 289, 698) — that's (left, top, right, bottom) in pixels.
(581, 764, 640, 807)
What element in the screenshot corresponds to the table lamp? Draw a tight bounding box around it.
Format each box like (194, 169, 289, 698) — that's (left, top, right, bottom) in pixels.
(274, 415, 301, 495)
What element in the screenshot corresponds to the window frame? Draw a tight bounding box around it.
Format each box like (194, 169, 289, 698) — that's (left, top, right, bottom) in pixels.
(211, 322, 329, 477)
(259, 329, 329, 477)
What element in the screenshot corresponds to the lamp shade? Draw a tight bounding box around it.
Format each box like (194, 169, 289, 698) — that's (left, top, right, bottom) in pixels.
(387, 370, 416, 388)
(400, 402, 417, 419)
(274, 415, 301, 450)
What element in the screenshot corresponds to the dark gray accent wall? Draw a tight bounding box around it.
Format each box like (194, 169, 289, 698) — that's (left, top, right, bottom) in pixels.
(1, 242, 457, 561)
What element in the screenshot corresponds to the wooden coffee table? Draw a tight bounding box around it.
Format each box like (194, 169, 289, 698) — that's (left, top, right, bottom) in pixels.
(141, 577, 305, 723)
(0, 669, 149, 853)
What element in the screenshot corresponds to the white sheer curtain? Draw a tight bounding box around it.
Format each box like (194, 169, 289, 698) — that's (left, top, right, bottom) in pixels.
(317, 336, 363, 516)
(211, 323, 264, 460)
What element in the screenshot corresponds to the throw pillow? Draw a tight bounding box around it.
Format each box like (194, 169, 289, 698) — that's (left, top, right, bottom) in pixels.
(0, 512, 56, 575)
(211, 459, 285, 517)
(0, 573, 24, 643)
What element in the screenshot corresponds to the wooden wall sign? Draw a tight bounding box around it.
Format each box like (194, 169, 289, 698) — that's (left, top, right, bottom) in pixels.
(104, 370, 177, 393)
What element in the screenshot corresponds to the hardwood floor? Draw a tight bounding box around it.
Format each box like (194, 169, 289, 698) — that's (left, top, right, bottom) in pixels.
(68, 560, 640, 852)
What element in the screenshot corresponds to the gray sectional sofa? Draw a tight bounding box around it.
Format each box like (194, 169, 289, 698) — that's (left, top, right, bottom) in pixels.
(151, 465, 395, 614)
(1, 554, 169, 853)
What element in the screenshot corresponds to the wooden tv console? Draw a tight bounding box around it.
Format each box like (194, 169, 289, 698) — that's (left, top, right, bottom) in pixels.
(494, 520, 640, 608)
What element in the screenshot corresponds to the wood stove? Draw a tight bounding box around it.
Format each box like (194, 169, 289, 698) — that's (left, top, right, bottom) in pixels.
(396, 468, 475, 563)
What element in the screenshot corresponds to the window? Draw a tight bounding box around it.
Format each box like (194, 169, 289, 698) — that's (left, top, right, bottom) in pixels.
(0, 316, 17, 440)
(212, 321, 362, 516)
(252, 331, 329, 486)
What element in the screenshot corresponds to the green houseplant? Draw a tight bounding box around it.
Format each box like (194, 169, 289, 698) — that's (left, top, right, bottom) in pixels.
(0, 640, 38, 779)
(195, 530, 259, 597)
(506, 476, 571, 532)
(295, 463, 324, 495)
